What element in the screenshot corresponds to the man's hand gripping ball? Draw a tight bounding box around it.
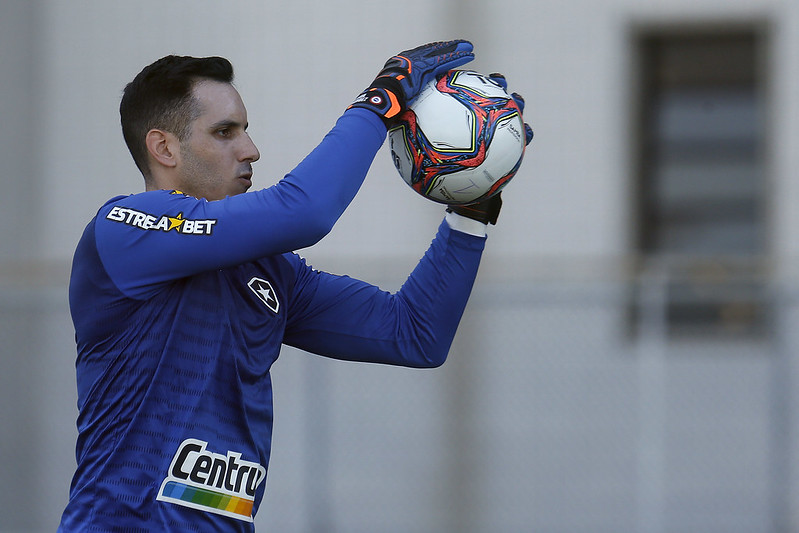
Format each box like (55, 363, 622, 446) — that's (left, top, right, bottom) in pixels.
(349, 40, 475, 125)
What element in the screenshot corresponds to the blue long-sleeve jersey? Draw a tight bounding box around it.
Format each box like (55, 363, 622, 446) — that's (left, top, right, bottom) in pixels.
(59, 109, 486, 531)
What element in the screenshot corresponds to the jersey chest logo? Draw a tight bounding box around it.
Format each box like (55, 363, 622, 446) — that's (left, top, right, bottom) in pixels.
(247, 277, 279, 314)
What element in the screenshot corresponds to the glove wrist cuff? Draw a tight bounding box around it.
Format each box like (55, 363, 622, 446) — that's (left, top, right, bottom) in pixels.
(446, 195, 502, 225)
(348, 78, 405, 124)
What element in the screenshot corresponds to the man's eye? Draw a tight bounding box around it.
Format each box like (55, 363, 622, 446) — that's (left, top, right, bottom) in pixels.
(216, 128, 231, 137)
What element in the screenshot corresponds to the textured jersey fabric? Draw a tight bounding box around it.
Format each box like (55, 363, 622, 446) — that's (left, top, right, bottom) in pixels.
(59, 109, 486, 531)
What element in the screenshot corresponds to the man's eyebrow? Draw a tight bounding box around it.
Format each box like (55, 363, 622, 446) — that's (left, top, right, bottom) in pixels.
(209, 119, 248, 130)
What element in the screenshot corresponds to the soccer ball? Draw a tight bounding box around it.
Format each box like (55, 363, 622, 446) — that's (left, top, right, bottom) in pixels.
(388, 70, 527, 205)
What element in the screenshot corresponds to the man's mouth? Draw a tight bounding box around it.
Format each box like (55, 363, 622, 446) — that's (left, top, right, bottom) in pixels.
(237, 172, 253, 188)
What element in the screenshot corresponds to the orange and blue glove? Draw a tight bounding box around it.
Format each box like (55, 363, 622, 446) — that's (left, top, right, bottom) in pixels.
(349, 40, 475, 125)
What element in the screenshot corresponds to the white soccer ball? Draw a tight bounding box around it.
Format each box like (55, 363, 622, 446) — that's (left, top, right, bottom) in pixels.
(388, 70, 527, 205)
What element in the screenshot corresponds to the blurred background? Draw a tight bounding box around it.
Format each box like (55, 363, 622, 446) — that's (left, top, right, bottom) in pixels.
(2, 0, 799, 531)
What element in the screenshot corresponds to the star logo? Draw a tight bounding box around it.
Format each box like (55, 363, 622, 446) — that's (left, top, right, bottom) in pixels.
(167, 213, 186, 231)
(247, 277, 279, 314)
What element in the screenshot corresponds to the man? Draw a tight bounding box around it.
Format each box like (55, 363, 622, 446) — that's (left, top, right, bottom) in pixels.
(59, 40, 532, 531)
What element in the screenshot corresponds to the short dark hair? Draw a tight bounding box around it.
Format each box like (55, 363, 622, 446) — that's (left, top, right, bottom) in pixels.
(120, 55, 234, 178)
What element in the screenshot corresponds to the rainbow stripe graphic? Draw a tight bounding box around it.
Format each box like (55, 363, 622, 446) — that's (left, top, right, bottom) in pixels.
(159, 480, 254, 522)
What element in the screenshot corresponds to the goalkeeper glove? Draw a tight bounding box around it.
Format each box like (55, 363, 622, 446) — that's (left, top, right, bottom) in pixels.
(349, 40, 475, 125)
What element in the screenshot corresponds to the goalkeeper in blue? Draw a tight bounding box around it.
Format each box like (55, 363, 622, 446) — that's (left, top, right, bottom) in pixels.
(59, 40, 533, 531)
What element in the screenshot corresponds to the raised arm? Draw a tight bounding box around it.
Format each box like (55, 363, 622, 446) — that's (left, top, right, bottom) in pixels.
(283, 216, 485, 368)
(95, 108, 386, 299)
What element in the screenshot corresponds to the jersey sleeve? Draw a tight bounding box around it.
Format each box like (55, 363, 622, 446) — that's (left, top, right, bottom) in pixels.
(283, 218, 486, 368)
(95, 108, 386, 299)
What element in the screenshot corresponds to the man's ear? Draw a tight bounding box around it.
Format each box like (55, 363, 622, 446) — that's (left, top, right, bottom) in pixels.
(145, 129, 179, 169)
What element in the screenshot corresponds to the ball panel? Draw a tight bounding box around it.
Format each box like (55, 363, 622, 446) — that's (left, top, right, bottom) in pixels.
(411, 82, 477, 152)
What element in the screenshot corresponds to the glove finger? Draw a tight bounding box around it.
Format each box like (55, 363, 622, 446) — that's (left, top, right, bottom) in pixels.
(383, 56, 410, 71)
(511, 92, 525, 112)
(489, 73, 508, 91)
(433, 52, 474, 76)
(524, 123, 534, 145)
(452, 40, 474, 54)
(427, 39, 473, 56)
(408, 40, 473, 58)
